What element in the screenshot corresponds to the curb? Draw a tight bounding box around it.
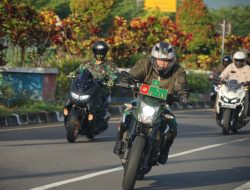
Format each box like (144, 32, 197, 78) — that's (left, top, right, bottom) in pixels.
(0, 111, 64, 127)
(0, 101, 211, 127)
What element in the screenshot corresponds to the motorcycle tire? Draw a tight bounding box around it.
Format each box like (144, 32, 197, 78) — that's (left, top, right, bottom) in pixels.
(122, 136, 146, 190)
(66, 116, 80, 143)
(222, 109, 231, 135)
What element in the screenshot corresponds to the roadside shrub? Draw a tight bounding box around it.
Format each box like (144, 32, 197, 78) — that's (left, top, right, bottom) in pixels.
(53, 58, 82, 100)
(0, 74, 15, 106)
(187, 71, 211, 93)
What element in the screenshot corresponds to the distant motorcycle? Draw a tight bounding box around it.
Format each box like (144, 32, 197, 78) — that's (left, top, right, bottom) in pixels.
(216, 79, 250, 135)
(116, 71, 184, 190)
(209, 74, 219, 108)
(63, 69, 109, 143)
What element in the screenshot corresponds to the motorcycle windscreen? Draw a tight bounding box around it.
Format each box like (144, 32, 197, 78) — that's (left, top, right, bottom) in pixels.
(72, 69, 95, 92)
(226, 80, 241, 91)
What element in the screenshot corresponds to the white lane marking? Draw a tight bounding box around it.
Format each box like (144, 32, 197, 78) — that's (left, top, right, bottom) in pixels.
(29, 167, 123, 190)
(233, 181, 250, 190)
(28, 137, 250, 190)
(169, 137, 250, 158)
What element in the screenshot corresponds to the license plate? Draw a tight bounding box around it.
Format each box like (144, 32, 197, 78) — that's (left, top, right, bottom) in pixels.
(221, 103, 236, 109)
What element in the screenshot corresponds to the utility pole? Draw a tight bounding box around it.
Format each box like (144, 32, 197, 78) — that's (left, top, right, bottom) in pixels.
(221, 19, 226, 61)
(136, 0, 143, 12)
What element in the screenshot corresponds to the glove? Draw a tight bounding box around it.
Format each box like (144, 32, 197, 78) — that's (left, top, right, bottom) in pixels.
(121, 76, 130, 84)
(179, 96, 189, 105)
(107, 80, 114, 87)
(68, 71, 76, 78)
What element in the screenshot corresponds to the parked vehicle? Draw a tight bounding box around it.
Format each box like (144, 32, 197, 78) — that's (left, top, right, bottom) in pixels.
(216, 79, 250, 134)
(117, 71, 181, 190)
(63, 69, 109, 143)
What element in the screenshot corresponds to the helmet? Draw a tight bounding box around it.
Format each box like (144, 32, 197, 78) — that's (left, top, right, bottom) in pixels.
(92, 41, 109, 61)
(222, 55, 232, 67)
(233, 51, 246, 68)
(151, 42, 176, 76)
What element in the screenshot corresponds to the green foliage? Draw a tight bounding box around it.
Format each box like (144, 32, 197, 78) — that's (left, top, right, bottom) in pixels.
(50, 58, 82, 100)
(116, 53, 147, 68)
(0, 74, 15, 104)
(187, 71, 210, 93)
(176, 0, 216, 54)
(70, 0, 114, 24)
(210, 5, 250, 36)
(0, 100, 62, 116)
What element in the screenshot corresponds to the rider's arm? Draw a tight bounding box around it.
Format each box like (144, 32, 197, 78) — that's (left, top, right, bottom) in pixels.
(128, 58, 148, 82)
(219, 64, 232, 81)
(173, 66, 189, 97)
(105, 63, 118, 88)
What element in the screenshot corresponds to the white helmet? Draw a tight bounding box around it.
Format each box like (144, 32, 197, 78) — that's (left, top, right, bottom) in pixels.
(233, 51, 246, 68)
(151, 42, 176, 76)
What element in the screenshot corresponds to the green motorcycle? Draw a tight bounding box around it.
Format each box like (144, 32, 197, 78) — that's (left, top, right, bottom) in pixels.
(117, 71, 180, 190)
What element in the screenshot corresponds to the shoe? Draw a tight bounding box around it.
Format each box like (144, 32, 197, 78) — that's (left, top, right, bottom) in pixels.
(113, 140, 122, 155)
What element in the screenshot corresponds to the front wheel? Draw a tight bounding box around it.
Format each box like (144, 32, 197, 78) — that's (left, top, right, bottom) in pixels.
(66, 116, 80, 143)
(122, 136, 146, 190)
(222, 109, 231, 135)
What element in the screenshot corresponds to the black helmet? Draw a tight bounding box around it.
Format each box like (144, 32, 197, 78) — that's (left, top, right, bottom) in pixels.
(92, 41, 109, 61)
(222, 55, 232, 67)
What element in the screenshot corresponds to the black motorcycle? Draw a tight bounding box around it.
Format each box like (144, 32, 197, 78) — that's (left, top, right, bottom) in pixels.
(63, 69, 109, 143)
(116, 71, 183, 190)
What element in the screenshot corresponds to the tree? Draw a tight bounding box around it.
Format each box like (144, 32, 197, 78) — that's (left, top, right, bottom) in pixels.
(210, 5, 250, 36)
(176, 0, 216, 54)
(107, 15, 192, 67)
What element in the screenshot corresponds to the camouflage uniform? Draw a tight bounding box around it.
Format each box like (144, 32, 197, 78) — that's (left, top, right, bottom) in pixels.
(77, 59, 117, 88)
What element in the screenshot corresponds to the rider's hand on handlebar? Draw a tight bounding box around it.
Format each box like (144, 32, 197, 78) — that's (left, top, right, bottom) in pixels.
(241, 81, 250, 86)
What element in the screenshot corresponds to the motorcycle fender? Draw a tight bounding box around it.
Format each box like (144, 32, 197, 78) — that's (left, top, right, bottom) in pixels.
(69, 107, 82, 118)
(68, 107, 88, 126)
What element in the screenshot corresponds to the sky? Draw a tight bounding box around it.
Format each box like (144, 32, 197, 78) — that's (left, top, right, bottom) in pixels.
(204, 0, 250, 9)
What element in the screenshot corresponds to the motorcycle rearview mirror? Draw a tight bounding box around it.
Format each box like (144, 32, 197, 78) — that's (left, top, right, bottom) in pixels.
(121, 71, 133, 79)
(120, 71, 139, 83)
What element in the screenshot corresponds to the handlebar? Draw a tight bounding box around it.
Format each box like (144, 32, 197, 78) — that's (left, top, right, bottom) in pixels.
(217, 79, 250, 86)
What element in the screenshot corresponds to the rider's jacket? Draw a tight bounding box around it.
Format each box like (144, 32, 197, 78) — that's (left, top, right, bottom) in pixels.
(220, 63, 250, 83)
(77, 59, 117, 88)
(129, 57, 189, 103)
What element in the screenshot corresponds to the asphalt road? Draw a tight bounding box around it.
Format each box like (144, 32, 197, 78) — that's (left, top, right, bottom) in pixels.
(0, 109, 250, 190)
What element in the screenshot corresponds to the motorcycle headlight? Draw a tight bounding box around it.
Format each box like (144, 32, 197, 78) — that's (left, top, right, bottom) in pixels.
(79, 95, 90, 101)
(71, 92, 90, 102)
(221, 96, 229, 103)
(231, 98, 240, 103)
(139, 101, 159, 124)
(71, 92, 79, 99)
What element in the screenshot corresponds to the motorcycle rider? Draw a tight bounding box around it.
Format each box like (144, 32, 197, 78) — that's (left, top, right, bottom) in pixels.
(210, 55, 232, 108)
(65, 41, 118, 120)
(219, 51, 250, 117)
(113, 41, 189, 164)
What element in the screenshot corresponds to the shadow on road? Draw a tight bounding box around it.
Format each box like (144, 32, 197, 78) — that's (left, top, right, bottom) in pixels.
(136, 166, 250, 190)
